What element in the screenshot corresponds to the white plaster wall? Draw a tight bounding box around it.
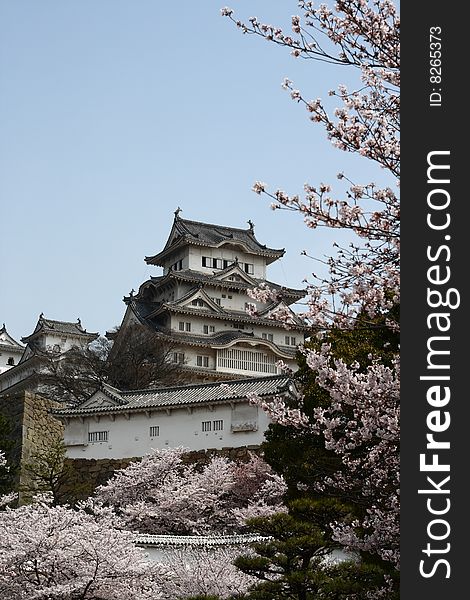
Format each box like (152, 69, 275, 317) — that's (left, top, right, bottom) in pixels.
(187, 246, 267, 279)
(43, 333, 90, 354)
(179, 346, 217, 370)
(250, 324, 305, 348)
(0, 347, 24, 374)
(64, 401, 270, 460)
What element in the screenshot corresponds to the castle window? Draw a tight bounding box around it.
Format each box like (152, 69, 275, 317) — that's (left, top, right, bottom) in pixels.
(7, 357, 15, 366)
(213, 419, 223, 431)
(202, 256, 211, 267)
(173, 352, 185, 364)
(88, 431, 108, 443)
(262, 333, 273, 342)
(191, 299, 204, 307)
(244, 263, 254, 274)
(223, 259, 234, 269)
(179, 321, 191, 332)
(196, 355, 210, 368)
(285, 336, 297, 346)
(149, 426, 160, 437)
(202, 421, 211, 432)
(213, 258, 223, 269)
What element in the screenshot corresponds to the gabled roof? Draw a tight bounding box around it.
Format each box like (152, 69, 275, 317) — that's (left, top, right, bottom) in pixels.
(172, 288, 225, 313)
(145, 212, 285, 266)
(21, 314, 99, 344)
(0, 324, 24, 352)
(52, 374, 297, 417)
(211, 262, 258, 285)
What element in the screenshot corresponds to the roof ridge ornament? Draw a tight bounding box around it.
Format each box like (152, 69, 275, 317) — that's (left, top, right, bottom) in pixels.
(174, 206, 182, 219)
(247, 219, 255, 233)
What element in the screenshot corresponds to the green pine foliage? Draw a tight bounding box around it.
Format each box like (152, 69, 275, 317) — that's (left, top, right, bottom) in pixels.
(233, 499, 395, 600)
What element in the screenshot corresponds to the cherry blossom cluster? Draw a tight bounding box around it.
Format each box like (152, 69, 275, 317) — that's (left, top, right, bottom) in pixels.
(251, 346, 400, 568)
(162, 547, 256, 598)
(95, 447, 286, 535)
(0, 497, 168, 599)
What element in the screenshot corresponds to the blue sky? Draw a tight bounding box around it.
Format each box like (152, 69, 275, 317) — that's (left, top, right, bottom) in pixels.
(0, 1, 384, 341)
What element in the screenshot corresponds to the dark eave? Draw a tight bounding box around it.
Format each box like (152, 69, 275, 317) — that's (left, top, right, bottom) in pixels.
(148, 302, 309, 331)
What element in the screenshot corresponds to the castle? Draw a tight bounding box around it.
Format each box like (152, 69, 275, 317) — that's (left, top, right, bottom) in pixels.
(114, 208, 307, 381)
(1, 211, 305, 463)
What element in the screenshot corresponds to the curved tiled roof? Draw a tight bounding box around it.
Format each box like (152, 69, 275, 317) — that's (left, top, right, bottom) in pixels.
(139, 269, 305, 302)
(149, 301, 309, 331)
(21, 315, 98, 343)
(136, 533, 269, 547)
(52, 374, 297, 417)
(0, 324, 24, 352)
(145, 215, 285, 266)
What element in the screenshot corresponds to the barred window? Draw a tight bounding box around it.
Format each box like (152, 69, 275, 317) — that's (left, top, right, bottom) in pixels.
(149, 426, 160, 437)
(213, 420, 223, 431)
(88, 431, 108, 443)
(202, 421, 211, 432)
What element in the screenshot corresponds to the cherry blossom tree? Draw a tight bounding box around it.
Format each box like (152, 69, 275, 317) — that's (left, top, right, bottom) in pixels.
(0, 451, 16, 508)
(161, 547, 256, 599)
(223, 0, 399, 329)
(95, 447, 286, 535)
(221, 0, 400, 594)
(0, 496, 169, 599)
